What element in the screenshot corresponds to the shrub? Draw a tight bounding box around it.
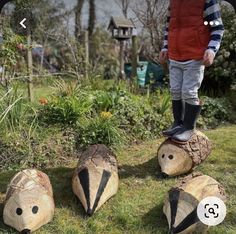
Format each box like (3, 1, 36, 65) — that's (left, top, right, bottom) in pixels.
(38, 95, 92, 125)
(90, 88, 127, 112)
(38, 78, 93, 125)
(199, 97, 233, 128)
(0, 87, 34, 133)
(114, 93, 172, 140)
(76, 113, 127, 149)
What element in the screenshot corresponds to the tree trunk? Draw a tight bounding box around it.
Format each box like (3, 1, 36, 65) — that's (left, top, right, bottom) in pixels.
(157, 131, 212, 177)
(163, 173, 227, 234)
(224, 0, 236, 12)
(121, 0, 129, 18)
(3, 169, 54, 233)
(115, 0, 130, 18)
(131, 35, 138, 84)
(119, 40, 125, 80)
(27, 26, 33, 102)
(84, 30, 89, 79)
(75, 0, 85, 41)
(0, 0, 11, 13)
(72, 144, 118, 216)
(88, 0, 96, 38)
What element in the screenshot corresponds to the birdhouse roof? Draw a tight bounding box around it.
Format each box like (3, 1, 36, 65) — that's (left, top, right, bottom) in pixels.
(108, 17, 135, 30)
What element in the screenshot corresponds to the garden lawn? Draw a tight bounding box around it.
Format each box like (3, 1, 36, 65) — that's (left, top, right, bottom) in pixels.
(0, 125, 236, 234)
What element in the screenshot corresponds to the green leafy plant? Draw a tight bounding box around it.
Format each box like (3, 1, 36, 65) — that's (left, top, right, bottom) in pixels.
(0, 87, 33, 133)
(38, 95, 92, 125)
(91, 89, 126, 112)
(149, 89, 172, 116)
(52, 78, 81, 97)
(114, 93, 171, 140)
(200, 96, 233, 128)
(76, 113, 127, 149)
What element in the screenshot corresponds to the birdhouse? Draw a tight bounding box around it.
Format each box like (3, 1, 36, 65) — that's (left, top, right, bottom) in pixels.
(108, 17, 135, 41)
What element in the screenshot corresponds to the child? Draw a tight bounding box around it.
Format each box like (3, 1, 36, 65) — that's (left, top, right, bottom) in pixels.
(160, 0, 224, 143)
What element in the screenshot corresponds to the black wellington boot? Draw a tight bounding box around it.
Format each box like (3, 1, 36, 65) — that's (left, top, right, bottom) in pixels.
(171, 103, 201, 143)
(162, 100, 184, 137)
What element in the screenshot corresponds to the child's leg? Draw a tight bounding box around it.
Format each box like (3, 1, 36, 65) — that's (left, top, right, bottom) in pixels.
(163, 60, 184, 137)
(172, 60, 205, 142)
(182, 60, 205, 105)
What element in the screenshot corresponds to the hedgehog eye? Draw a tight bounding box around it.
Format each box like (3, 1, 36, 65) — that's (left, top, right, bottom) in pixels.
(168, 155, 174, 160)
(16, 208, 23, 215)
(32, 206, 39, 214)
(162, 154, 165, 158)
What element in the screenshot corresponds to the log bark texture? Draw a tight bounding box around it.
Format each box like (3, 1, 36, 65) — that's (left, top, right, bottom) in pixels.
(72, 144, 119, 215)
(163, 173, 227, 234)
(158, 131, 212, 176)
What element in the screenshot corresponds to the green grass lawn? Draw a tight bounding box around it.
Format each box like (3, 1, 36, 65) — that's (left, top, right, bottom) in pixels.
(0, 125, 236, 234)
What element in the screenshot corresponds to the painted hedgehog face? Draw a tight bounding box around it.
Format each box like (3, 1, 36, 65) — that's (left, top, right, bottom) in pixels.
(3, 190, 54, 233)
(158, 143, 193, 177)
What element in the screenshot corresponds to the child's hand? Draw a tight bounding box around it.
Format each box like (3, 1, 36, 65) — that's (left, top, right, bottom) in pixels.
(159, 50, 168, 64)
(203, 50, 215, 67)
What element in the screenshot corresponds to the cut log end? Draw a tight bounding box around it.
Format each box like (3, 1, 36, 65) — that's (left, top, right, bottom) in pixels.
(3, 169, 54, 233)
(158, 131, 212, 176)
(163, 174, 227, 234)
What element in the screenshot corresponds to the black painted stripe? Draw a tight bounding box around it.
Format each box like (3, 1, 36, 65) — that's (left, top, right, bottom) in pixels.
(173, 208, 199, 233)
(78, 168, 91, 214)
(90, 170, 111, 215)
(169, 188, 180, 230)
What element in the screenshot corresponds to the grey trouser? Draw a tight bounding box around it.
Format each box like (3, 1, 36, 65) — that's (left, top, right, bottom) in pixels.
(169, 60, 205, 105)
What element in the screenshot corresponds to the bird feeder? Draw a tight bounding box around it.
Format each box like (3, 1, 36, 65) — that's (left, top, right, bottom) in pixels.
(108, 17, 135, 80)
(108, 17, 135, 40)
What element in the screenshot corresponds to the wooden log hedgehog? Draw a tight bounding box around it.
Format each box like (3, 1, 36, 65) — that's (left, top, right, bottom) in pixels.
(3, 169, 55, 234)
(157, 131, 212, 177)
(72, 144, 119, 215)
(163, 173, 227, 234)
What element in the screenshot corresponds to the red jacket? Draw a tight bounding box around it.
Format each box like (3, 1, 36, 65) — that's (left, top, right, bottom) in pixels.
(168, 0, 211, 61)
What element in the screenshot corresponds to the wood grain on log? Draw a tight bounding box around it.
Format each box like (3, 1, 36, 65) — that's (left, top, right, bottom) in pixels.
(3, 169, 55, 233)
(158, 131, 212, 177)
(163, 173, 227, 234)
(72, 144, 119, 215)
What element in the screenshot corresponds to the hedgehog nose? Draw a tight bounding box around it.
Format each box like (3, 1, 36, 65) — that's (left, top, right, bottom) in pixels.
(161, 172, 169, 178)
(21, 229, 31, 234)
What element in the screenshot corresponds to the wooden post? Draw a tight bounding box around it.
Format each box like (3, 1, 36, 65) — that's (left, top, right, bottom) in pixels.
(27, 26, 33, 102)
(119, 40, 125, 80)
(84, 30, 89, 79)
(131, 35, 138, 83)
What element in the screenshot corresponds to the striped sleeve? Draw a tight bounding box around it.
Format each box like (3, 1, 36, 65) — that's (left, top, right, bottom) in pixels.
(204, 0, 225, 54)
(162, 6, 170, 51)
